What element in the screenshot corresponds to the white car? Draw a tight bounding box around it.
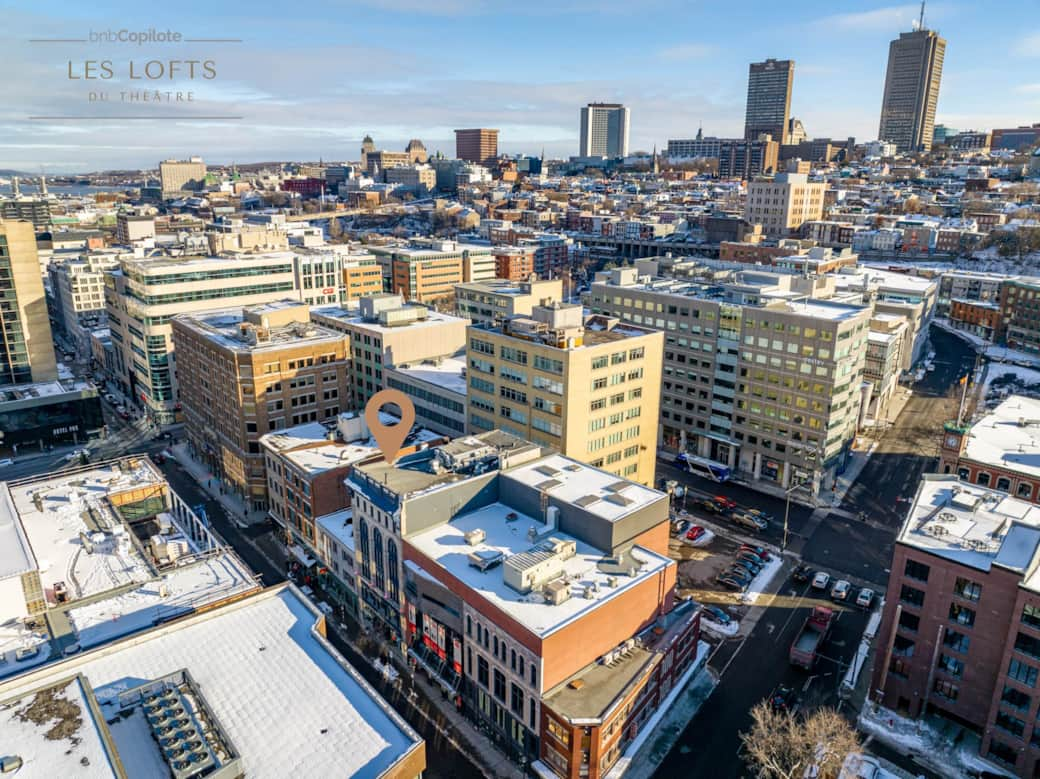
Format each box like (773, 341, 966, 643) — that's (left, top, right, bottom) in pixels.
(65, 448, 89, 462)
(811, 571, 831, 590)
(831, 579, 851, 601)
(856, 588, 875, 608)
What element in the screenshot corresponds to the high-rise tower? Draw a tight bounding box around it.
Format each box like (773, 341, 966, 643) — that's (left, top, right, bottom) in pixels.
(744, 59, 794, 144)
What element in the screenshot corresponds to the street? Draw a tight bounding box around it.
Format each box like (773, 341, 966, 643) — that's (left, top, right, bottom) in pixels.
(656, 324, 978, 778)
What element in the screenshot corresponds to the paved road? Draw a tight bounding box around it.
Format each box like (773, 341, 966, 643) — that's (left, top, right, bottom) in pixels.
(657, 324, 979, 778)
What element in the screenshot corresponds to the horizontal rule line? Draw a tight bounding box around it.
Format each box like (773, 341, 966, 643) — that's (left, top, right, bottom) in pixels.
(28, 116, 244, 121)
(183, 38, 242, 42)
(29, 39, 89, 42)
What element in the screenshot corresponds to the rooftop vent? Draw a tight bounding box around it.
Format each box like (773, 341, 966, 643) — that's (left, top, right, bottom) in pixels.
(605, 481, 630, 493)
(567, 679, 585, 691)
(535, 464, 561, 477)
(575, 495, 600, 508)
(464, 528, 486, 546)
(468, 549, 504, 572)
(543, 579, 571, 605)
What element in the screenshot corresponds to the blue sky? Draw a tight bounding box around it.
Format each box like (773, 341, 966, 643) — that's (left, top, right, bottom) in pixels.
(1, 0, 1038, 171)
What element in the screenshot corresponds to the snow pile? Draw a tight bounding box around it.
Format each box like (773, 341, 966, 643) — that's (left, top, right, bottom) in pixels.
(983, 363, 1040, 406)
(700, 616, 740, 638)
(740, 554, 784, 605)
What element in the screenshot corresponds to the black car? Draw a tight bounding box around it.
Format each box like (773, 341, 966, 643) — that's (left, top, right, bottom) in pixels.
(715, 574, 747, 591)
(769, 685, 798, 713)
(731, 558, 762, 576)
(703, 605, 732, 625)
(792, 564, 811, 583)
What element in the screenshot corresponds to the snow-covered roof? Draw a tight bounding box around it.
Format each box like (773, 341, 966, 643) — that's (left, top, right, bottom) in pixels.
(961, 396, 1040, 481)
(406, 502, 671, 638)
(316, 509, 355, 552)
(391, 357, 467, 397)
(899, 475, 1040, 576)
(0, 586, 423, 779)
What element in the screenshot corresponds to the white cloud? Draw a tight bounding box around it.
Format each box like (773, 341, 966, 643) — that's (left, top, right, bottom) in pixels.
(814, 4, 920, 31)
(1014, 83, 1040, 94)
(657, 43, 715, 61)
(1014, 32, 1040, 57)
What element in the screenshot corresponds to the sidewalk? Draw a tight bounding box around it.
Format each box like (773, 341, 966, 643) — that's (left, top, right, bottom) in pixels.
(166, 442, 267, 527)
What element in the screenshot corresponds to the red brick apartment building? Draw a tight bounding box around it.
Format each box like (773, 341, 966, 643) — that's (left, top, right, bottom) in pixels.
(873, 474, 1040, 777)
(939, 396, 1040, 505)
(345, 434, 702, 778)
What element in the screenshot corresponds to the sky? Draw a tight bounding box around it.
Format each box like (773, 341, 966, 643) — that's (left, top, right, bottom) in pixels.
(0, 0, 1037, 172)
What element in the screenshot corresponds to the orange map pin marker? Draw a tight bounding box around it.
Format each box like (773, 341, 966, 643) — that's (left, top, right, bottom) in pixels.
(364, 389, 416, 463)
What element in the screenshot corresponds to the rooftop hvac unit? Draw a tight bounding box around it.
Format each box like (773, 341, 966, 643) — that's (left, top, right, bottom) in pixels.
(543, 579, 571, 605)
(582, 584, 596, 600)
(464, 528, 486, 546)
(607, 576, 618, 588)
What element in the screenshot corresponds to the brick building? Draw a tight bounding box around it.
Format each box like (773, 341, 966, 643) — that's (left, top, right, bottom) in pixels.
(1000, 279, 1040, 354)
(872, 473, 1040, 777)
(949, 299, 1001, 341)
(172, 300, 351, 511)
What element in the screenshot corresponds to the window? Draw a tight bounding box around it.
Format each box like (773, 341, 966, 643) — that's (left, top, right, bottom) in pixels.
(953, 577, 982, 602)
(904, 559, 930, 582)
(949, 603, 975, 627)
(944, 629, 970, 654)
(988, 739, 1017, 767)
(1016, 632, 1040, 659)
(477, 656, 489, 687)
(493, 669, 506, 701)
(899, 584, 925, 608)
(893, 635, 915, 657)
(1001, 685, 1031, 711)
(510, 683, 524, 716)
(933, 679, 959, 701)
(937, 654, 964, 678)
(1008, 658, 1038, 687)
(1022, 604, 1040, 631)
(899, 611, 920, 633)
(546, 718, 569, 746)
(977, 472, 991, 487)
(531, 665, 537, 687)
(995, 711, 1026, 738)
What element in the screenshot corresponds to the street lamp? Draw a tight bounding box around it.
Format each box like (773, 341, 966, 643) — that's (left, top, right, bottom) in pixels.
(782, 473, 809, 554)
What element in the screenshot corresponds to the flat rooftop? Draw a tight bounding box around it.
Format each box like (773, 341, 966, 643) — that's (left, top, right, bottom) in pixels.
(0, 586, 423, 779)
(174, 308, 343, 353)
(900, 475, 1040, 577)
(407, 502, 671, 638)
(962, 396, 1040, 481)
(310, 305, 469, 335)
(0, 379, 95, 404)
(316, 509, 355, 552)
(391, 357, 467, 397)
(502, 453, 664, 523)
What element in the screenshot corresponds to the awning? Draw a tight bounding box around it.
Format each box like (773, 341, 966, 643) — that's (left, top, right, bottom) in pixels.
(289, 544, 317, 567)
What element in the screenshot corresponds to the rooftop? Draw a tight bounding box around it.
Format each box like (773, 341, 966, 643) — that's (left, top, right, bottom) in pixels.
(406, 502, 671, 638)
(899, 474, 1040, 578)
(391, 357, 468, 397)
(316, 509, 355, 552)
(173, 305, 344, 354)
(0, 586, 423, 779)
(961, 396, 1040, 481)
(310, 304, 468, 335)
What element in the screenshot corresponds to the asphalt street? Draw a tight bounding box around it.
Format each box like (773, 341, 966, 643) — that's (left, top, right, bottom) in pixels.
(656, 324, 979, 778)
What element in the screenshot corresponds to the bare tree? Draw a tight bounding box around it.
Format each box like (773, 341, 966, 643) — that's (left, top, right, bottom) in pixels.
(327, 216, 343, 240)
(740, 702, 861, 779)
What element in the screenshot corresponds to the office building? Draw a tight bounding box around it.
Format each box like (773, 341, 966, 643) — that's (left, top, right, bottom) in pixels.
(588, 266, 871, 497)
(493, 246, 536, 281)
(369, 240, 495, 308)
(311, 294, 469, 408)
(0, 197, 51, 230)
(115, 213, 156, 245)
(1000, 278, 1040, 354)
(744, 59, 795, 144)
(872, 474, 1040, 778)
(666, 136, 723, 160)
(104, 252, 303, 425)
(0, 584, 426, 779)
(341, 254, 386, 302)
(172, 300, 351, 511)
(48, 253, 122, 356)
(878, 25, 946, 152)
(158, 156, 207, 199)
(385, 358, 467, 437)
(745, 172, 827, 238)
(990, 124, 1040, 151)
(455, 277, 563, 327)
(718, 137, 779, 179)
(341, 431, 700, 772)
(0, 220, 57, 385)
(579, 103, 630, 158)
(465, 303, 663, 486)
(454, 128, 500, 166)
(384, 164, 437, 196)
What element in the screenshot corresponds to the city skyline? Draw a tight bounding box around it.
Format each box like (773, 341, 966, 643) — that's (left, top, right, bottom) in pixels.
(3, 0, 1039, 171)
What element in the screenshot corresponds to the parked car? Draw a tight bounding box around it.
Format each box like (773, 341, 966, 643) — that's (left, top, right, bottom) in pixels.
(855, 587, 875, 609)
(682, 525, 714, 548)
(65, 448, 89, 462)
(792, 564, 812, 583)
(739, 544, 771, 562)
(672, 519, 691, 536)
(731, 559, 761, 577)
(715, 574, 747, 591)
(811, 571, 831, 590)
(712, 495, 737, 512)
(734, 555, 764, 573)
(745, 508, 775, 524)
(831, 580, 851, 601)
(703, 605, 732, 625)
(769, 685, 798, 713)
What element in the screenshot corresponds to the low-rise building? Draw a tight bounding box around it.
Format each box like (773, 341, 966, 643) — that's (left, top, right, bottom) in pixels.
(173, 300, 351, 511)
(454, 277, 563, 327)
(369, 240, 495, 308)
(1000, 279, 1040, 354)
(745, 172, 827, 238)
(949, 298, 1000, 341)
(385, 357, 467, 437)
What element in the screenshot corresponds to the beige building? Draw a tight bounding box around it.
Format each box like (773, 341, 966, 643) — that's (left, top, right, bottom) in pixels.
(588, 266, 871, 497)
(465, 303, 663, 486)
(369, 240, 495, 309)
(207, 217, 289, 254)
(384, 165, 436, 196)
(454, 277, 563, 327)
(48, 252, 123, 356)
(159, 157, 206, 198)
(115, 213, 156, 245)
(745, 172, 827, 238)
(104, 252, 302, 424)
(173, 300, 351, 511)
(0, 219, 57, 384)
(878, 27, 946, 152)
(311, 294, 469, 408)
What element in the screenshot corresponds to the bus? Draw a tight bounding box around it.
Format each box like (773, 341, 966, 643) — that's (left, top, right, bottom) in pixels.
(674, 452, 731, 482)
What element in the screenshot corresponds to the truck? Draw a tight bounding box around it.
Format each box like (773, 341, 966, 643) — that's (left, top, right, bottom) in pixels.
(790, 606, 834, 669)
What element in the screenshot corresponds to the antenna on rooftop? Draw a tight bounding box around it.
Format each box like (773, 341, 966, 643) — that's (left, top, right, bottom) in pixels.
(918, 0, 926, 30)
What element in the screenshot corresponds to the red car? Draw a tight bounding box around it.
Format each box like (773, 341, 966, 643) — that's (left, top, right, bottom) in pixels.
(685, 526, 706, 543)
(713, 495, 737, 511)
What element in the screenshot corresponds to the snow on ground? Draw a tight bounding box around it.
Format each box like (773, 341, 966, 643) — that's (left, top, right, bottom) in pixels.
(700, 617, 739, 638)
(858, 704, 1016, 779)
(0, 620, 52, 679)
(740, 554, 784, 605)
(982, 362, 1040, 406)
(67, 553, 257, 649)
